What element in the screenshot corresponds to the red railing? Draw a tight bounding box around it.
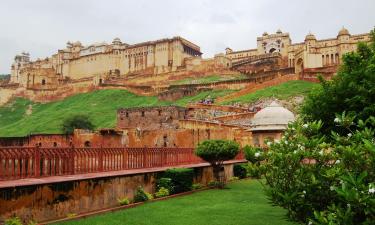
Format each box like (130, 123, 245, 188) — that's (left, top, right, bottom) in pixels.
(0, 147, 245, 181)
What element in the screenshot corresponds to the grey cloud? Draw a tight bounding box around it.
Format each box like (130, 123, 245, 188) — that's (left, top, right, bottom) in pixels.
(0, 0, 374, 73)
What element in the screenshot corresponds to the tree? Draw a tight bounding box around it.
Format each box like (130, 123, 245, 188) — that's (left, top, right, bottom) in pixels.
(61, 114, 94, 134)
(301, 28, 375, 135)
(195, 139, 239, 188)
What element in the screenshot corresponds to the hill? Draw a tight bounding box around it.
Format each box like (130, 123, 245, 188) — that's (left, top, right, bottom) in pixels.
(0, 80, 318, 137)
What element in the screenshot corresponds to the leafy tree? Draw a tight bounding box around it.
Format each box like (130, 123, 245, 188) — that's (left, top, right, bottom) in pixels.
(301, 28, 375, 135)
(195, 139, 239, 188)
(61, 114, 94, 134)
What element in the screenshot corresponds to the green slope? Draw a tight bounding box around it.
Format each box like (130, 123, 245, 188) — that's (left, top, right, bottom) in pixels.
(0, 80, 317, 137)
(221, 80, 318, 105)
(0, 89, 233, 137)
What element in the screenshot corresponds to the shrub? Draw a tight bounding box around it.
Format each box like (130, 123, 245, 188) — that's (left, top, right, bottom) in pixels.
(117, 197, 130, 206)
(155, 187, 170, 198)
(62, 114, 94, 134)
(233, 163, 247, 179)
(192, 183, 203, 190)
(229, 176, 239, 181)
(263, 117, 375, 224)
(66, 213, 77, 218)
(244, 162, 262, 178)
(244, 145, 264, 164)
(156, 177, 173, 193)
(4, 217, 22, 225)
(208, 180, 220, 187)
(134, 186, 152, 203)
(196, 139, 240, 188)
(163, 168, 194, 194)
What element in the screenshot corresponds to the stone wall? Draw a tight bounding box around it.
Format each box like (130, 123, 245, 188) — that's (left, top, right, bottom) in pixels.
(117, 106, 188, 130)
(0, 163, 235, 223)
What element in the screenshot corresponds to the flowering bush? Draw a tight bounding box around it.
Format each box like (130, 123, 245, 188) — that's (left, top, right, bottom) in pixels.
(262, 114, 375, 224)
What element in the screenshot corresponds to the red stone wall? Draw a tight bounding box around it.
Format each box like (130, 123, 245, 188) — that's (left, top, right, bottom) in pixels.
(0, 164, 235, 223)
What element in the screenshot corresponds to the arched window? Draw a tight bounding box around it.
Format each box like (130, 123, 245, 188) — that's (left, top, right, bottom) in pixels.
(42, 79, 46, 85)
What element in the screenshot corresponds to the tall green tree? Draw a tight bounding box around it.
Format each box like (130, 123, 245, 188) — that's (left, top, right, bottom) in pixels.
(301, 28, 375, 135)
(61, 114, 94, 134)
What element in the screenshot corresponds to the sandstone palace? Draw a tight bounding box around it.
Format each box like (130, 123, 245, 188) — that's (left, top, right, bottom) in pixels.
(6, 27, 371, 100)
(10, 36, 205, 89)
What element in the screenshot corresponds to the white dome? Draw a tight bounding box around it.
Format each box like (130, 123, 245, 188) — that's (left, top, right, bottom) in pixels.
(250, 101, 295, 131)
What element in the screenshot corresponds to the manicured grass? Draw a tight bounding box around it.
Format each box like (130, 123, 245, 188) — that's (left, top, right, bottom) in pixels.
(222, 80, 318, 105)
(172, 74, 248, 85)
(0, 89, 234, 137)
(55, 179, 298, 225)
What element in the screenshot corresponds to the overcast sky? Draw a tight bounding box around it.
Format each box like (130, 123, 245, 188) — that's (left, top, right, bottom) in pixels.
(0, 0, 374, 74)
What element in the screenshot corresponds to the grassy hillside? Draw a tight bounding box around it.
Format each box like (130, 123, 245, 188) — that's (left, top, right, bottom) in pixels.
(0, 89, 233, 137)
(172, 74, 247, 85)
(0, 80, 317, 137)
(221, 80, 318, 105)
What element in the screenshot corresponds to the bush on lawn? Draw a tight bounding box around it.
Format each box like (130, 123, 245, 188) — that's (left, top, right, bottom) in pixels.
(156, 177, 174, 193)
(155, 187, 170, 198)
(117, 197, 130, 206)
(196, 139, 240, 188)
(162, 168, 194, 194)
(233, 164, 247, 179)
(134, 186, 153, 203)
(4, 217, 22, 225)
(192, 183, 203, 190)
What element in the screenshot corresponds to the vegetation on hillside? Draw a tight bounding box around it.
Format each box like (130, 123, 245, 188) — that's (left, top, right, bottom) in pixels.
(0, 78, 316, 137)
(0, 89, 232, 137)
(172, 74, 247, 85)
(222, 80, 318, 105)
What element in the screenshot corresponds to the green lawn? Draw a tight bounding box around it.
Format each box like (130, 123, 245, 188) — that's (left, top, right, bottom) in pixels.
(0, 89, 232, 137)
(222, 80, 318, 105)
(55, 179, 299, 225)
(172, 74, 248, 85)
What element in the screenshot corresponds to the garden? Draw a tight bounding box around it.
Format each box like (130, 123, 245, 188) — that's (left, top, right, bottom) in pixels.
(5, 28, 375, 225)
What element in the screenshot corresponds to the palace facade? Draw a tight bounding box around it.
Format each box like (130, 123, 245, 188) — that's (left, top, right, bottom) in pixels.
(225, 28, 371, 77)
(10, 36, 202, 88)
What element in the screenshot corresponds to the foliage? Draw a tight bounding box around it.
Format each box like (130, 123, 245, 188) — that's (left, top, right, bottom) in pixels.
(117, 197, 130, 206)
(301, 31, 375, 135)
(233, 164, 247, 179)
(133, 186, 152, 203)
(196, 140, 240, 188)
(163, 168, 194, 194)
(156, 177, 174, 193)
(244, 145, 265, 164)
(244, 145, 265, 178)
(222, 80, 318, 105)
(4, 217, 22, 225)
(0, 89, 234, 136)
(244, 162, 263, 178)
(207, 180, 221, 187)
(262, 116, 375, 224)
(155, 187, 170, 198)
(55, 180, 298, 225)
(229, 176, 239, 181)
(172, 74, 247, 85)
(191, 183, 203, 190)
(66, 213, 77, 218)
(61, 114, 94, 134)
